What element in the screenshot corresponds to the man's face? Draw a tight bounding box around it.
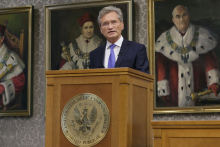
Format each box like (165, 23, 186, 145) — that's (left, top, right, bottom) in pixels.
(100, 12, 124, 44)
(81, 21, 94, 39)
(172, 6, 190, 32)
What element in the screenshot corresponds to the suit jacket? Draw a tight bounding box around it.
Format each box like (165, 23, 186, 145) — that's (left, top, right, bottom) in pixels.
(89, 39, 149, 73)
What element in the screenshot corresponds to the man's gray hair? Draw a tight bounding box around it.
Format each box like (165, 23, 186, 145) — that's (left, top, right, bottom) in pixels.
(172, 5, 189, 18)
(97, 6, 123, 27)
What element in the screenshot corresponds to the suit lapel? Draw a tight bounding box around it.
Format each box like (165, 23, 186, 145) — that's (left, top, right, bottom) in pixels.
(115, 39, 129, 67)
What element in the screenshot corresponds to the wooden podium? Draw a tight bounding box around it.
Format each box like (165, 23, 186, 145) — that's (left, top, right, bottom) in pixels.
(45, 68, 154, 147)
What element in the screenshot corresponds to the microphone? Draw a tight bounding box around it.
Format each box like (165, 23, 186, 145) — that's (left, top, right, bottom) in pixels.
(118, 52, 122, 56)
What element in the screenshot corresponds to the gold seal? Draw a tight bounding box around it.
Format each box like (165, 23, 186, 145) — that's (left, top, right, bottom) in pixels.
(61, 93, 110, 147)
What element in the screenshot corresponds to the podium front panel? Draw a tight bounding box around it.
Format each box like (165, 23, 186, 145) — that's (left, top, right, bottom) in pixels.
(45, 68, 154, 147)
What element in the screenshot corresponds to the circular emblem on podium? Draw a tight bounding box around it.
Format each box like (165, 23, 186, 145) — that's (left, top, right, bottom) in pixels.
(61, 93, 110, 147)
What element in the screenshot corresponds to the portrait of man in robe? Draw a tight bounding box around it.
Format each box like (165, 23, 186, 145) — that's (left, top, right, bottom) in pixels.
(49, 3, 129, 70)
(59, 12, 105, 70)
(0, 7, 32, 115)
(154, 0, 220, 108)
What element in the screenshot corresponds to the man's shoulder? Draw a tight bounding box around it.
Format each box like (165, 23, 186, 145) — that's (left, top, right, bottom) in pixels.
(75, 34, 83, 42)
(125, 39, 145, 48)
(1, 44, 15, 56)
(90, 43, 106, 54)
(128, 40, 144, 45)
(197, 25, 216, 36)
(158, 25, 177, 36)
(155, 25, 176, 44)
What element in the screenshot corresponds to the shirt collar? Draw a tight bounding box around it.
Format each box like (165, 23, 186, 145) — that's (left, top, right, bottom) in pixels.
(83, 37, 91, 42)
(106, 35, 124, 49)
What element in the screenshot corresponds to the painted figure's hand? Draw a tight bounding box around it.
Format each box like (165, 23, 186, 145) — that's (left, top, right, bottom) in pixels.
(59, 61, 76, 70)
(162, 96, 171, 107)
(208, 83, 219, 96)
(162, 96, 170, 102)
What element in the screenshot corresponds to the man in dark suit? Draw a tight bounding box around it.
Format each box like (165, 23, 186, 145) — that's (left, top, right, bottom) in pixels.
(89, 6, 149, 74)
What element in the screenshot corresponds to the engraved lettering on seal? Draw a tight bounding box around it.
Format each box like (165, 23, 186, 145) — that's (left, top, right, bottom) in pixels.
(61, 93, 110, 147)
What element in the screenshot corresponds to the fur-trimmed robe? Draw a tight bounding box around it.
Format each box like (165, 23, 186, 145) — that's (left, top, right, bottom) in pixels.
(155, 24, 219, 107)
(0, 43, 25, 105)
(60, 34, 104, 69)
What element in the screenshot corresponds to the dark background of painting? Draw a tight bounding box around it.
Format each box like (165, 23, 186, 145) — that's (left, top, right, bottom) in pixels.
(51, 3, 128, 70)
(0, 11, 29, 110)
(155, 0, 220, 107)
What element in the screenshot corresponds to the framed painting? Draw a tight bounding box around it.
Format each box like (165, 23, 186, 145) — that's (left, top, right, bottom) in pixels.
(45, 0, 133, 71)
(0, 6, 33, 116)
(148, 0, 220, 113)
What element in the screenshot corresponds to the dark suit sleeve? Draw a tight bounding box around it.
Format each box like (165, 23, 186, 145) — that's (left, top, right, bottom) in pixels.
(135, 45, 149, 74)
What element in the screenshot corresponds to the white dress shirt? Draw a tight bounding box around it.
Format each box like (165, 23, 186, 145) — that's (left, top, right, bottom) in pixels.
(104, 36, 124, 68)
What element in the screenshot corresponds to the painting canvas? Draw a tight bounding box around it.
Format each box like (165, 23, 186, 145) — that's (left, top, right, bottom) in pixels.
(148, 0, 220, 113)
(0, 6, 33, 116)
(45, 0, 133, 71)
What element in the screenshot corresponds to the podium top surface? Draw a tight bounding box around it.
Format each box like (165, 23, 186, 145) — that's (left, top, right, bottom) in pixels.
(45, 68, 154, 80)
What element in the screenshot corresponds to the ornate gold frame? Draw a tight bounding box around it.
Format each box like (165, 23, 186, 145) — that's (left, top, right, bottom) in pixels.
(45, 0, 133, 71)
(0, 6, 33, 116)
(147, 0, 220, 114)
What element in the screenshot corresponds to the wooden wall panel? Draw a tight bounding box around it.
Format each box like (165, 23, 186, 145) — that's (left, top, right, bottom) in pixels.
(152, 121, 220, 147)
(170, 138, 220, 147)
(132, 85, 147, 147)
(45, 85, 54, 147)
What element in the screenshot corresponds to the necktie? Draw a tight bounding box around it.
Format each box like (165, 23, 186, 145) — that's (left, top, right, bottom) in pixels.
(108, 44, 116, 68)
